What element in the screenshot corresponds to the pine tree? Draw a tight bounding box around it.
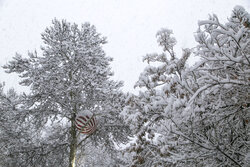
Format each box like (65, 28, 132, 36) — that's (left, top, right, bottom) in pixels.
(3, 19, 129, 167)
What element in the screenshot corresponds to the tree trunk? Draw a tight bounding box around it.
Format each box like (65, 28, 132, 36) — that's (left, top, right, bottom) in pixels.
(69, 114, 77, 167)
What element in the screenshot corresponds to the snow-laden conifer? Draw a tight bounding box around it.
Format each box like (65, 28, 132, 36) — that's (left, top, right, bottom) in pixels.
(3, 19, 129, 167)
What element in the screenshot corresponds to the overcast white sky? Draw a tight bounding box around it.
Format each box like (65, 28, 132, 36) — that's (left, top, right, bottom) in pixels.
(0, 0, 249, 93)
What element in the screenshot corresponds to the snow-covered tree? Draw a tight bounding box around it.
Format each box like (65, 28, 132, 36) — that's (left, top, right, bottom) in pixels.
(76, 141, 129, 167)
(0, 83, 37, 167)
(121, 27, 194, 166)
(0, 83, 22, 166)
(122, 6, 250, 167)
(3, 19, 129, 167)
(189, 5, 250, 166)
